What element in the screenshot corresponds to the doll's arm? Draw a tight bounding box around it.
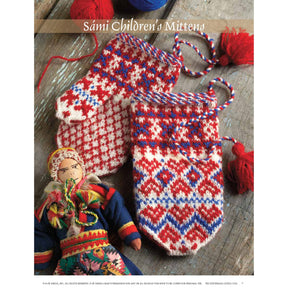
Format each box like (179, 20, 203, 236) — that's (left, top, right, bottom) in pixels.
(34, 210, 59, 270)
(129, 238, 141, 251)
(92, 184, 141, 248)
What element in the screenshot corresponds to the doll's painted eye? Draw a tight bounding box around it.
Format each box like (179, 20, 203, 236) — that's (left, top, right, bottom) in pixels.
(59, 168, 68, 173)
(72, 164, 79, 169)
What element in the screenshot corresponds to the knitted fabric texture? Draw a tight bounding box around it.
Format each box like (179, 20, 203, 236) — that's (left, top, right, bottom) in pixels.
(56, 33, 182, 176)
(130, 78, 235, 255)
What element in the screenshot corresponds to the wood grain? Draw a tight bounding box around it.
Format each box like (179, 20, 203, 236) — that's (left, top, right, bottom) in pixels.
(34, 0, 254, 275)
(35, 0, 59, 19)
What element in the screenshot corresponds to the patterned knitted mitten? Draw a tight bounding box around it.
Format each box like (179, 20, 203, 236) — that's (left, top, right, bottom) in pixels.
(130, 78, 235, 255)
(56, 33, 182, 176)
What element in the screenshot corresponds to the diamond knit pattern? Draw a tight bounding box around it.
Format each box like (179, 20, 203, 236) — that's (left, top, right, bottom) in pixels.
(56, 33, 182, 176)
(130, 89, 224, 255)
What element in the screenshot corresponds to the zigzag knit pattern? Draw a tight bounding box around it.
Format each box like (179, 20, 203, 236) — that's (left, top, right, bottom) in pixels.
(56, 33, 182, 176)
(130, 84, 227, 256)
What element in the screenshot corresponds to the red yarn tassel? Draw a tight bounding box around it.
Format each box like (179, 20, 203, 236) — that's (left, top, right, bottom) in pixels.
(219, 28, 254, 66)
(227, 142, 254, 194)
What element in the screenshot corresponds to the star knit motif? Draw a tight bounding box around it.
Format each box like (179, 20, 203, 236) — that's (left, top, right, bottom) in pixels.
(56, 33, 182, 176)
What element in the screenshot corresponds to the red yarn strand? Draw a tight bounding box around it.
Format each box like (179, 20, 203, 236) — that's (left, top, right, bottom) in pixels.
(37, 33, 98, 92)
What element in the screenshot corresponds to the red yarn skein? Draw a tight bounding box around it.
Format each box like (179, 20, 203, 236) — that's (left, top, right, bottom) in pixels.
(227, 142, 254, 194)
(219, 28, 254, 66)
(70, 0, 114, 20)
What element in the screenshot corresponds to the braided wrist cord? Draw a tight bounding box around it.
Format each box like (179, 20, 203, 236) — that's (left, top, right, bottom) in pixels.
(173, 27, 253, 77)
(220, 136, 238, 144)
(63, 179, 98, 227)
(173, 29, 218, 77)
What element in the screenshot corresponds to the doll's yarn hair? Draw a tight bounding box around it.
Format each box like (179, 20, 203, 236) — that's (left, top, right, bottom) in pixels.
(47, 147, 86, 182)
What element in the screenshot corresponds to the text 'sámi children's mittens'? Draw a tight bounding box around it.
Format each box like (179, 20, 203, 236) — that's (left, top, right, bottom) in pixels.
(131, 78, 243, 255)
(55, 33, 182, 176)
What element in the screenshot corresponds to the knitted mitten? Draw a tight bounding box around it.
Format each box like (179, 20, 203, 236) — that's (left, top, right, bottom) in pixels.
(56, 33, 182, 176)
(130, 78, 235, 255)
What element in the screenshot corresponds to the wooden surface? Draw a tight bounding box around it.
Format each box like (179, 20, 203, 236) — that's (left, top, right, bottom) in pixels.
(34, 0, 254, 275)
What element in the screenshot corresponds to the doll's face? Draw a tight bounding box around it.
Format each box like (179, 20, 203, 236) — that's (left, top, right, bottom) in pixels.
(58, 158, 83, 185)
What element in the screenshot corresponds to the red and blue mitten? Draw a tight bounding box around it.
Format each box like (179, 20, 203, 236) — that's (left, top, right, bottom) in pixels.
(55, 33, 182, 176)
(130, 78, 252, 255)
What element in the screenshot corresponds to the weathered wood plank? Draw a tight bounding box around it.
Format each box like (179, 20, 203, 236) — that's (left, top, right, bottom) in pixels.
(34, 0, 60, 33)
(35, 0, 59, 19)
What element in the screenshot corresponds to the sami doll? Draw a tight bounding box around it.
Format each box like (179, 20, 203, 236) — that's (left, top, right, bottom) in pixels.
(34, 147, 142, 275)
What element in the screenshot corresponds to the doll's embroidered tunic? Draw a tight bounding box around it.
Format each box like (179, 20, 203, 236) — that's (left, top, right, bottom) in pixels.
(34, 182, 142, 275)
